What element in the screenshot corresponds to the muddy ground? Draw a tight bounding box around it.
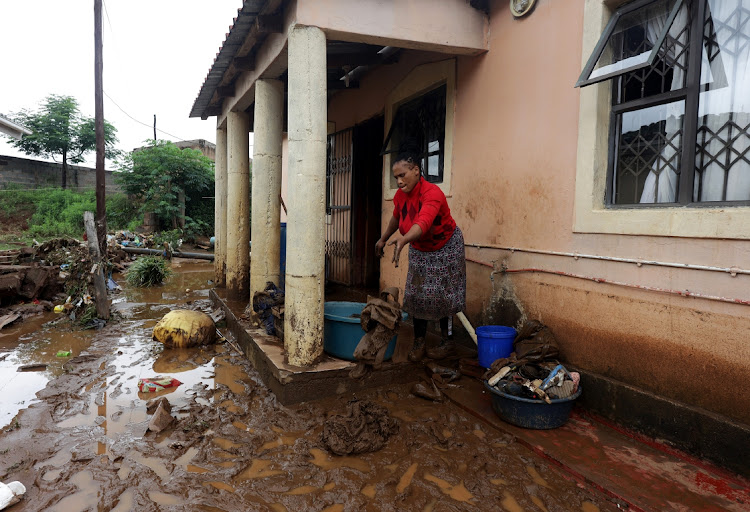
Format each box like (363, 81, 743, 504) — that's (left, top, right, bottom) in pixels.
(0, 260, 618, 511)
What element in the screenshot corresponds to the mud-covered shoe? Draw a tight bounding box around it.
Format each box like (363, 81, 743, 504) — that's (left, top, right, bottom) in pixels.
(426, 339, 456, 360)
(408, 337, 426, 362)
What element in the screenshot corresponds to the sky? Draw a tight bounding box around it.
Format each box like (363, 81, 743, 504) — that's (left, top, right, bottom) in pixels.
(0, 0, 247, 167)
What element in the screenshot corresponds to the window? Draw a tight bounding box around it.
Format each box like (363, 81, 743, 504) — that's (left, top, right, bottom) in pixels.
(382, 59, 456, 200)
(382, 84, 447, 184)
(579, 0, 750, 206)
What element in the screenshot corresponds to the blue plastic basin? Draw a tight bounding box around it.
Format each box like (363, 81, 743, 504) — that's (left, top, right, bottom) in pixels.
(484, 381, 582, 429)
(324, 301, 403, 361)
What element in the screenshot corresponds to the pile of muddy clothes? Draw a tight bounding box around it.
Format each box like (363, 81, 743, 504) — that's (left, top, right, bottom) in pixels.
(484, 320, 580, 403)
(349, 287, 402, 379)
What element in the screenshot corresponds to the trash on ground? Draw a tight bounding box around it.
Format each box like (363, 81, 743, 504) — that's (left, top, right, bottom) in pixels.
(152, 309, 216, 348)
(17, 363, 47, 372)
(146, 397, 174, 433)
(251, 281, 284, 335)
(322, 400, 399, 455)
(0, 480, 26, 510)
(0, 313, 21, 330)
(411, 379, 443, 402)
(56, 350, 72, 357)
(425, 361, 461, 384)
(137, 376, 182, 393)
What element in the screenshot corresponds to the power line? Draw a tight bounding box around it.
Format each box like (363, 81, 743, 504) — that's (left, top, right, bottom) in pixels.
(103, 91, 186, 141)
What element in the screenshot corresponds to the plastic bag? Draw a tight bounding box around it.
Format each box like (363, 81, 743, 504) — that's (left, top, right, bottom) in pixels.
(137, 377, 182, 393)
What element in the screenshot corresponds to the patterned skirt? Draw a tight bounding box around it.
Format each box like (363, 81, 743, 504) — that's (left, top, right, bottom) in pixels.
(403, 227, 466, 321)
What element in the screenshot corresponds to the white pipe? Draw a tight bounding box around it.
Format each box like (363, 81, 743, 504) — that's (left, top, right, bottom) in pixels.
(464, 243, 750, 277)
(456, 311, 477, 345)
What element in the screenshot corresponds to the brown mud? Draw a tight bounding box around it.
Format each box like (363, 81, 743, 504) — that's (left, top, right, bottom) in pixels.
(0, 260, 618, 511)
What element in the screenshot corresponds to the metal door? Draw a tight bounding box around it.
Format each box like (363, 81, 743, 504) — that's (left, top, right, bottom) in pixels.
(326, 128, 353, 285)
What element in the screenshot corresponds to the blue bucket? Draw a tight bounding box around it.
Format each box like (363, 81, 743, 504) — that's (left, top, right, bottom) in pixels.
(476, 325, 517, 368)
(323, 301, 405, 361)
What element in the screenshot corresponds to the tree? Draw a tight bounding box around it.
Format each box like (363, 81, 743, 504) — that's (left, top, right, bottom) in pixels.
(116, 140, 214, 231)
(6, 95, 119, 189)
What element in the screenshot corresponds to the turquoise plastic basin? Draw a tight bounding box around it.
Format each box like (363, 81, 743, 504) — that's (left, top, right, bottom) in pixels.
(323, 301, 402, 361)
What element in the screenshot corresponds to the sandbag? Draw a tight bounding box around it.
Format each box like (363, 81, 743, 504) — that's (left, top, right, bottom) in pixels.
(152, 310, 216, 348)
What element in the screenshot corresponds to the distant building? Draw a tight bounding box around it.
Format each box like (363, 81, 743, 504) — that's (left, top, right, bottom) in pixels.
(0, 113, 31, 140)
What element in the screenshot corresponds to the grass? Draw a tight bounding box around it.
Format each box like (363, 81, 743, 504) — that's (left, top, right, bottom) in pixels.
(126, 256, 172, 287)
(0, 185, 140, 239)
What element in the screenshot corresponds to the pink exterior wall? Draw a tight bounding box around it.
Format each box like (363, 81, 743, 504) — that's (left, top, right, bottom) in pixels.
(326, 0, 750, 425)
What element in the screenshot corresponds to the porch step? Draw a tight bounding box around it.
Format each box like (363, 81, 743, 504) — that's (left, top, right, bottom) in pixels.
(210, 288, 419, 405)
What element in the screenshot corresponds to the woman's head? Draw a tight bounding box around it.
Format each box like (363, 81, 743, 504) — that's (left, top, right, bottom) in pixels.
(392, 148, 421, 194)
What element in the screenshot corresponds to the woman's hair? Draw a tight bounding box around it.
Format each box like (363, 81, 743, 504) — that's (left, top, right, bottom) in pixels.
(393, 144, 422, 171)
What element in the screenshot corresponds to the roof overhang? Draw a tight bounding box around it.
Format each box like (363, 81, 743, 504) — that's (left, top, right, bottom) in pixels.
(0, 113, 32, 140)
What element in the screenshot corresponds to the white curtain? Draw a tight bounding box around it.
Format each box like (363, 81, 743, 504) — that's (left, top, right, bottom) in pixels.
(640, 0, 750, 203)
(639, 4, 689, 203)
(694, 0, 750, 201)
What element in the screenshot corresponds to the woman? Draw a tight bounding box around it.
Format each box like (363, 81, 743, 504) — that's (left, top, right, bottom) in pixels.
(375, 149, 466, 361)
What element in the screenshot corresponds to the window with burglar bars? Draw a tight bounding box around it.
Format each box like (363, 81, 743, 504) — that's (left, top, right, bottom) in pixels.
(382, 84, 447, 184)
(577, 0, 750, 205)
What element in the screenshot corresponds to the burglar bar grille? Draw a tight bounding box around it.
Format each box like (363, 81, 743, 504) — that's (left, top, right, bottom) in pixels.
(326, 128, 353, 285)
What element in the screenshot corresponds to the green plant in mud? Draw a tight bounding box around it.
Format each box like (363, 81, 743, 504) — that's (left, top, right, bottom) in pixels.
(153, 229, 182, 249)
(77, 304, 98, 327)
(126, 256, 172, 287)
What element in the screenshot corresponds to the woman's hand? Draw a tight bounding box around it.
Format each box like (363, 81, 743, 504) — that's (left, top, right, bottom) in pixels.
(375, 238, 386, 258)
(387, 235, 408, 267)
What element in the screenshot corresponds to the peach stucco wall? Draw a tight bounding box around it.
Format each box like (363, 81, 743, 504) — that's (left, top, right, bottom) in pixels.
(326, 0, 750, 425)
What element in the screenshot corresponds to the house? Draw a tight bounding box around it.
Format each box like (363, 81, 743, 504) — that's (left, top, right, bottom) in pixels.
(192, 0, 750, 472)
(0, 113, 31, 140)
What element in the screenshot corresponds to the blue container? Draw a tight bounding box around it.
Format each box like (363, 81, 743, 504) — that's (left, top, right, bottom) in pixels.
(476, 325, 517, 368)
(323, 301, 403, 361)
(484, 381, 582, 429)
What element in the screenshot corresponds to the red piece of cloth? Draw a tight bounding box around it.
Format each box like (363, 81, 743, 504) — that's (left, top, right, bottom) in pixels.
(392, 178, 456, 252)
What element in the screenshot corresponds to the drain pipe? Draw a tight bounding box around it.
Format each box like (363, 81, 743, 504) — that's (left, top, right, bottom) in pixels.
(121, 247, 214, 261)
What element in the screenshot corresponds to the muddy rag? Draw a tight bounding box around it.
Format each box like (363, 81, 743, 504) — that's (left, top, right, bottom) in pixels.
(322, 400, 399, 455)
(252, 281, 284, 335)
(350, 287, 402, 376)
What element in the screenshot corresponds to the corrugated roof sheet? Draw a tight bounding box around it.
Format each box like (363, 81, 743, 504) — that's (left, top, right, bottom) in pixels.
(189, 0, 267, 119)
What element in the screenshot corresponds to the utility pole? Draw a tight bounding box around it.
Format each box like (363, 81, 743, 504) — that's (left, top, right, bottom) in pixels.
(94, 0, 107, 256)
(153, 114, 157, 141)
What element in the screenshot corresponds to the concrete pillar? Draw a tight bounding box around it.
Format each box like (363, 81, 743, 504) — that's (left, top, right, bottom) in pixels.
(226, 111, 251, 301)
(214, 126, 228, 287)
(251, 79, 284, 300)
(284, 26, 327, 366)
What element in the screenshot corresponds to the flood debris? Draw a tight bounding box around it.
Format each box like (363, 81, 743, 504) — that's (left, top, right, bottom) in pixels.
(250, 281, 284, 335)
(350, 287, 403, 379)
(321, 400, 399, 455)
(0, 480, 25, 510)
(137, 376, 182, 393)
(146, 397, 174, 433)
(411, 379, 443, 402)
(17, 363, 47, 372)
(483, 321, 581, 402)
(152, 309, 217, 348)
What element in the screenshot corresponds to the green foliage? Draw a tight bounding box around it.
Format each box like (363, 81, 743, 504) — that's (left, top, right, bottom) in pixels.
(0, 185, 138, 238)
(115, 140, 214, 230)
(126, 256, 172, 287)
(105, 193, 140, 230)
(153, 229, 182, 248)
(5, 95, 120, 187)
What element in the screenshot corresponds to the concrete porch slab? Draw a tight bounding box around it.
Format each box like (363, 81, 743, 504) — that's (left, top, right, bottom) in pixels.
(210, 288, 420, 405)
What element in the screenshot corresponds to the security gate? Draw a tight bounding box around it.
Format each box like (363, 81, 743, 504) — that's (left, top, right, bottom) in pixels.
(326, 128, 353, 285)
